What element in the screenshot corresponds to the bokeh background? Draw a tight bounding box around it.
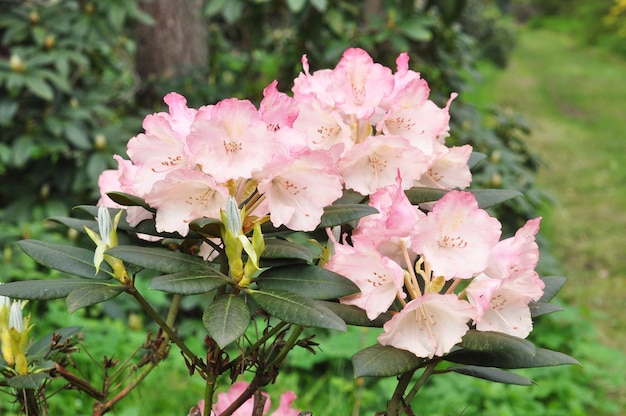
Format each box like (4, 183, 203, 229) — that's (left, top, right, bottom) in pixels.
(1, 0, 625, 414)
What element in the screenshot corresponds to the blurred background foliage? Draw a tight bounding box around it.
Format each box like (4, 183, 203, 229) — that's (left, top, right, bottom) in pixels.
(1, 0, 624, 414)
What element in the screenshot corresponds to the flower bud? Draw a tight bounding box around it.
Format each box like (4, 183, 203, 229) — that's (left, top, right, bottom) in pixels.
(9, 55, 25, 73)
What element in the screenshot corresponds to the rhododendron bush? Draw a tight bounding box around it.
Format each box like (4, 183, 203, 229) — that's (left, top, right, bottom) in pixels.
(0, 48, 577, 416)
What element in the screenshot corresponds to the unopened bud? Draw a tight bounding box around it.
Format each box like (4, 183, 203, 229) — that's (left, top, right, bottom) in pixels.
(9, 55, 25, 73)
(94, 133, 107, 150)
(29, 10, 40, 24)
(44, 34, 55, 49)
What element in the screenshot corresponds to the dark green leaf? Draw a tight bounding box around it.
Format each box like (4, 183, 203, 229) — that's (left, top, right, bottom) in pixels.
(257, 265, 359, 300)
(7, 373, 50, 389)
(447, 365, 535, 386)
(150, 270, 229, 295)
(352, 344, 423, 377)
(24, 76, 54, 101)
(247, 289, 346, 331)
(47, 216, 98, 233)
(261, 239, 313, 263)
(202, 295, 250, 349)
(397, 17, 432, 41)
(459, 330, 536, 355)
(28, 326, 82, 358)
(64, 123, 91, 149)
(0, 279, 99, 300)
(468, 152, 487, 168)
(106, 246, 210, 273)
(404, 188, 522, 209)
(317, 301, 392, 327)
(538, 276, 567, 303)
(319, 204, 378, 228)
(529, 301, 563, 317)
(189, 217, 223, 238)
(17, 240, 113, 279)
(106, 192, 155, 212)
(470, 189, 522, 209)
(405, 187, 447, 205)
(445, 347, 580, 369)
(66, 284, 126, 313)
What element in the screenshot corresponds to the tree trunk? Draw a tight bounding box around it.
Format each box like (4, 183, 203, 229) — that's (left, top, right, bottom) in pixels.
(135, 0, 208, 82)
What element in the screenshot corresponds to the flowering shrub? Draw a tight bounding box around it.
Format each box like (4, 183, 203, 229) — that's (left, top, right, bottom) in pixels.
(0, 48, 577, 416)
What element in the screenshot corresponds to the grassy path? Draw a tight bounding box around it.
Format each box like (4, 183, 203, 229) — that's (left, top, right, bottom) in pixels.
(469, 27, 626, 348)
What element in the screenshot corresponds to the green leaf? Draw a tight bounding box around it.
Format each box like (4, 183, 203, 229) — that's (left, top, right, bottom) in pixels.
(459, 330, 536, 355)
(0, 279, 102, 300)
(397, 16, 433, 41)
(7, 373, 50, 389)
(447, 365, 535, 386)
(247, 289, 346, 331)
(470, 189, 522, 209)
(404, 188, 522, 208)
(150, 270, 229, 295)
(64, 123, 91, 150)
(538, 275, 567, 303)
(286, 0, 306, 12)
(202, 295, 250, 349)
(445, 347, 580, 369)
(28, 326, 82, 358)
(47, 216, 98, 233)
(257, 264, 359, 300)
(106, 246, 211, 273)
(352, 344, 423, 377)
(24, 76, 54, 101)
(66, 284, 126, 313)
(17, 240, 112, 279)
(189, 217, 223, 238)
(468, 152, 486, 168)
(529, 301, 563, 317)
(317, 301, 392, 327)
(106, 191, 155, 212)
(261, 239, 313, 263)
(319, 204, 378, 228)
(404, 187, 447, 205)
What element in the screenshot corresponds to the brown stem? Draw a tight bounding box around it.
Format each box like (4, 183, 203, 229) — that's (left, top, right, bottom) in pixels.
(54, 363, 105, 401)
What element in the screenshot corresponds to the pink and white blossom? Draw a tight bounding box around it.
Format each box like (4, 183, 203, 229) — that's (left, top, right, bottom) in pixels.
(411, 191, 501, 280)
(254, 149, 343, 231)
(329, 48, 394, 120)
(186, 98, 276, 183)
(486, 217, 542, 280)
(145, 169, 229, 236)
(324, 237, 405, 320)
(339, 135, 429, 195)
(378, 293, 477, 358)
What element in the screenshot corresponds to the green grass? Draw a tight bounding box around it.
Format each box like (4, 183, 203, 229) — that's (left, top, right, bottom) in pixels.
(467, 26, 626, 348)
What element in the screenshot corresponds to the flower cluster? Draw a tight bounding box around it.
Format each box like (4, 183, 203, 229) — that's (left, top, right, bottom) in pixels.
(325, 183, 544, 359)
(98, 48, 467, 237)
(98, 48, 544, 362)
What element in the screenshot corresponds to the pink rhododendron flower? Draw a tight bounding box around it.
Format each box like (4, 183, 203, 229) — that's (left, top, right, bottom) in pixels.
(292, 54, 335, 110)
(145, 169, 229, 236)
(414, 143, 473, 190)
(186, 98, 276, 183)
(466, 271, 544, 338)
(339, 135, 429, 195)
(329, 48, 394, 120)
(324, 237, 405, 320)
(254, 149, 343, 231)
(485, 217, 542, 280)
(352, 173, 424, 264)
(291, 99, 353, 155)
(260, 80, 299, 131)
(188, 381, 299, 416)
(378, 293, 477, 358)
(411, 191, 501, 280)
